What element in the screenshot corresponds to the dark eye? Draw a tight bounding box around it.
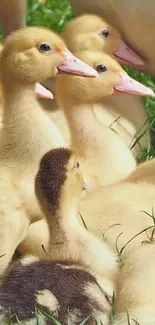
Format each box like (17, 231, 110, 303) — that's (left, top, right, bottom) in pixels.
(39, 43, 52, 52)
(101, 30, 109, 38)
(74, 160, 80, 169)
(96, 65, 108, 73)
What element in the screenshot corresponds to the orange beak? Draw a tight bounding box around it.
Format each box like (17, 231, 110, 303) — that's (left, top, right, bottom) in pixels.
(35, 51, 97, 100)
(114, 72, 154, 97)
(35, 83, 53, 100)
(58, 51, 98, 77)
(114, 40, 145, 69)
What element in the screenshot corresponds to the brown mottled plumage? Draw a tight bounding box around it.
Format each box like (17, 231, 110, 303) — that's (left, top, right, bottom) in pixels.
(0, 257, 112, 325)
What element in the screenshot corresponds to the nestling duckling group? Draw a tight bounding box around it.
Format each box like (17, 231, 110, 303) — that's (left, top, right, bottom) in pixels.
(0, 13, 154, 325)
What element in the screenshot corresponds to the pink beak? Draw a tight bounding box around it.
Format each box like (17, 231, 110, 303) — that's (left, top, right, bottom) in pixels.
(114, 40, 145, 68)
(58, 51, 98, 77)
(114, 72, 155, 97)
(35, 83, 53, 100)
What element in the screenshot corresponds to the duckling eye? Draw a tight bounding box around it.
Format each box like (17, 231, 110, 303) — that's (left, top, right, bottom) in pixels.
(101, 30, 109, 38)
(39, 43, 52, 52)
(96, 65, 108, 73)
(74, 160, 80, 169)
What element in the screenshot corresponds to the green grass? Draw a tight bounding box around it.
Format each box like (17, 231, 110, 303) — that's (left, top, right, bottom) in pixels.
(27, 0, 73, 33)
(7, 307, 92, 325)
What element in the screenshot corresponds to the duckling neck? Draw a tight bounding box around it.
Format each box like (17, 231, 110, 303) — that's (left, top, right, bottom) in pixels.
(62, 101, 110, 156)
(1, 82, 65, 163)
(46, 198, 80, 245)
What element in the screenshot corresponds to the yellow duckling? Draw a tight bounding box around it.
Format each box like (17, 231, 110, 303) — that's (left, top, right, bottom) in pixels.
(0, 26, 96, 275)
(56, 50, 153, 187)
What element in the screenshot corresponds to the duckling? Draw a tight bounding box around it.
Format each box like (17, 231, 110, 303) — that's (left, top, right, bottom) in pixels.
(61, 14, 149, 158)
(69, 0, 155, 76)
(0, 27, 97, 274)
(56, 50, 154, 187)
(0, 148, 118, 325)
(62, 14, 144, 69)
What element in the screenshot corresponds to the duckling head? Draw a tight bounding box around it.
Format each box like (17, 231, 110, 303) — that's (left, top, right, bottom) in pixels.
(56, 51, 154, 105)
(0, 27, 97, 85)
(62, 14, 144, 69)
(35, 148, 84, 216)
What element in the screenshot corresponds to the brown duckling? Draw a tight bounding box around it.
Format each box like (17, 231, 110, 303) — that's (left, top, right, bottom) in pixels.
(0, 148, 118, 325)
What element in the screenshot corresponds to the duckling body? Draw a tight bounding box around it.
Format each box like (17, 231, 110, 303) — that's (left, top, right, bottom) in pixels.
(78, 156, 155, 324)
(0, 257, 114, 325)
(79, 180, 155, 254)
(93, 94, 148, 158)
(68, 0, 155, 76)
(0, 148, 118, 324)
(0, 27, 96, 273)
(62, 14, 149, 158)
(114, 243, 155, 325)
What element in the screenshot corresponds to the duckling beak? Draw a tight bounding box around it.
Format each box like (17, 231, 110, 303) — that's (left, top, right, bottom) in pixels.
(58, 51, 98, 77)
(114, 72, 155, 97)
(114, 40, 145, 68)
(35, 83, 53, 100)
